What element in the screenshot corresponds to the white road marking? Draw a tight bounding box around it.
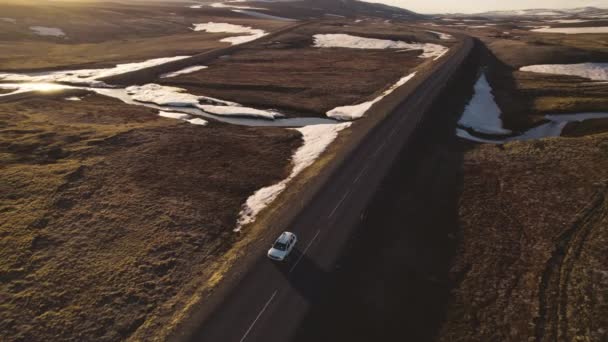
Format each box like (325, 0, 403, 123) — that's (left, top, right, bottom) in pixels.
(328, 190, 351, 218)
(354, 163, 370, 184)
(373, 139, 389, 156)
(289, 229, 321, 273)
(240, 290, 278, 342)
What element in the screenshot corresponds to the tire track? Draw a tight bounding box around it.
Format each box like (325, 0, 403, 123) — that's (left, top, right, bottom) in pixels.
(534, 185, 607, 341)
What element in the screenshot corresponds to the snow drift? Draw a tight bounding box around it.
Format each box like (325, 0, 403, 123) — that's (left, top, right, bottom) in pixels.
(235, 122, 352, 231)
(326, 72, 417, 120)
(313, 34, 447, 59)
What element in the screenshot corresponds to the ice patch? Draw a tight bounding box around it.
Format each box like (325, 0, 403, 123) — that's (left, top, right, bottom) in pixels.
(160, 65, 208, 78)
(235, 122, 352, 231)
(326, 72, 417, 121)
(312, 34, 448, 59)
(0, 56, 190, 86)
(158, 110, 209, 126)
(0, 82, 76, 96)
(457, 112, 608, 144)
(188, 118, 208, 125)
(458, 74, 511, 135)
(125, 84, 283, 119)
(531, 26, 608, 34)
(197, 104, 284, 119)
(29, 26, 66, 37)
(159, 110, 190, 120)
(192, 22, 267, 45)
(520, 63, 608, 81)
(1, 81, 337, 127)
(126, 84, 236, 106)
(90, 86, 339, 127)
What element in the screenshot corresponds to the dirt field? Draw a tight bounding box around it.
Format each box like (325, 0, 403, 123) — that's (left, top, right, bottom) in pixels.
(0, 0, 289, 71)
(161, 21, 449, 116)
(0, 93, 301, 341)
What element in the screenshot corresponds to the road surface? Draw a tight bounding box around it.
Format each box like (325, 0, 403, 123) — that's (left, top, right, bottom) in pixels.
(188, 36, 474, 342)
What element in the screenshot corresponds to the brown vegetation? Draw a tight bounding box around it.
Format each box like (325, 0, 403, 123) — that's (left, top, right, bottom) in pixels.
(470, 31, 608, 131)
(441, 134, 608, 342)
(161, 21, 447, 116)
(0, 94, 301, 341)
(0, 0, 289, 71)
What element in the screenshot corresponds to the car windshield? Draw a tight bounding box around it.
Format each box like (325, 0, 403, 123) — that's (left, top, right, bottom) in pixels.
(273, 241, 287, 251)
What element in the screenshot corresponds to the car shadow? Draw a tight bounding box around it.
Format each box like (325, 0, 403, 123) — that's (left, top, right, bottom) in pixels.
(271, 248, 328, 304)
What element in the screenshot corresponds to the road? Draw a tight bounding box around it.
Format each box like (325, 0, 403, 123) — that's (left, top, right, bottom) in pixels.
(187, 36, 474, 342)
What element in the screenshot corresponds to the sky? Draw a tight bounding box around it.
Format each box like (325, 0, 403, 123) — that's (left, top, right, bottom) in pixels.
(363, 0, 608, 14)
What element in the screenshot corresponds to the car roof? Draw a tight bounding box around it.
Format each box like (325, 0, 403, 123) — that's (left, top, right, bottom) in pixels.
(276, 231, 294, 244)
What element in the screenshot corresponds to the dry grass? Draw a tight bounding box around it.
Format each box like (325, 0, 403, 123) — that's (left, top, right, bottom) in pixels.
(0, 0, 290, 71)
(0, 94, 301, 341)
(440, 134, 608, 341)
(161, 21, 447, 116)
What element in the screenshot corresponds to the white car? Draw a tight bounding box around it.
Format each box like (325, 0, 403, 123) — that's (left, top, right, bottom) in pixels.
(267, 231, 297, 261)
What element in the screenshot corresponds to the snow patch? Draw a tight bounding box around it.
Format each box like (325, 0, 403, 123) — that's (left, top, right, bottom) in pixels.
(0, 82, 76, 96)
(0, 56, 190, 86)
(457, 112, 608, 144)
(188, 118, 208, 125)
(550, 19, 591, 23)
(426, 30, 453, 40)
(159, 110, 190, 120)
(520, 63, 608, 81)
(126, 84, 283, 120)
(458, 74, 511, 135)
(326, 72, 417, 121)
(1, 17, 16, 24)
(29, 26, 66, 37)
(531, 26, 608, 34)
(65, 96, 82, 101)
(158, 110, 208, 126)
(160, 65, 208, 78)
(313, 34, 447, 59)
(235, 122, 352, 231)
(192, 22, 266, 45)
(126, 84, 236, 107)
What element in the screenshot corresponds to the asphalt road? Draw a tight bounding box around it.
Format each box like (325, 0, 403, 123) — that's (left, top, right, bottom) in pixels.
(188, 36, 474, 342)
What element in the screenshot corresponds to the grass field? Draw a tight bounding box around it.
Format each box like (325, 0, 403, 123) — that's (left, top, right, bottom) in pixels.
(0, 93, 301, 341)
(0, 0, 289, 71)
(441, 134, 608, 342)
(160, 21, 449, 116)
